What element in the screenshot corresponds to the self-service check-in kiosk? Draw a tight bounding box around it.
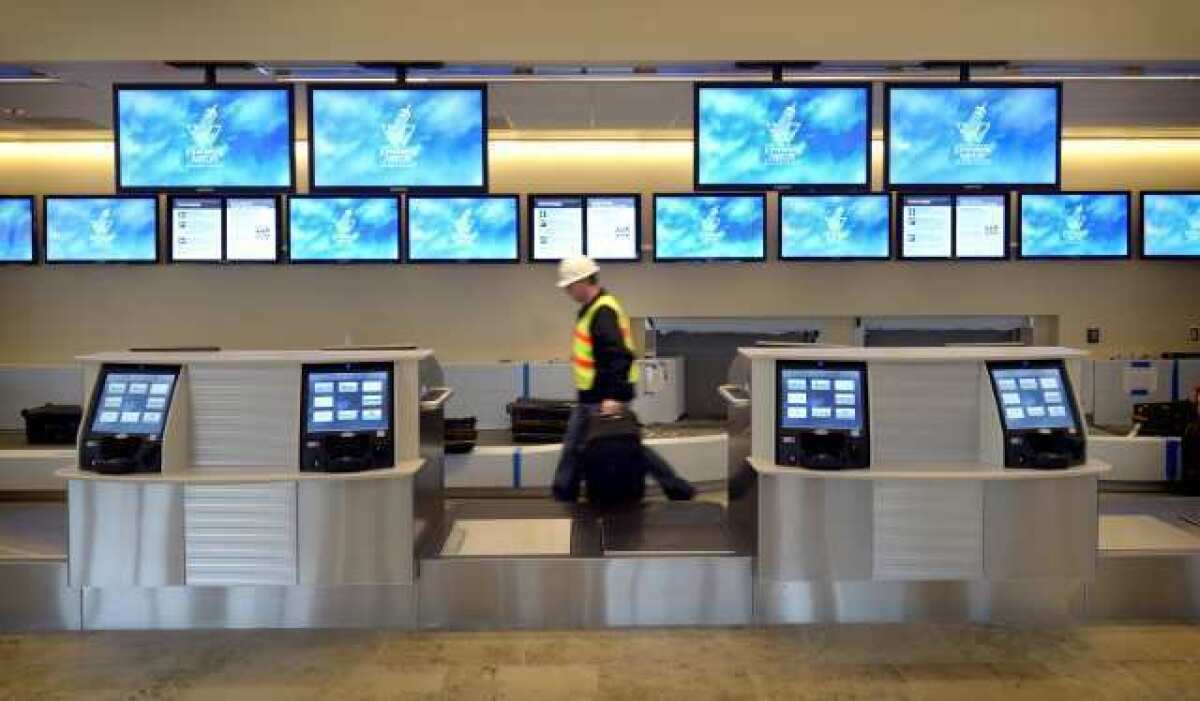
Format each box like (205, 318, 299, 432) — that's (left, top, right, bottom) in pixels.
(80, 364, 181, 474)
(300, 362, 394, 472)
(775, 360, 869, 470)
(986, 359, 1085, 469)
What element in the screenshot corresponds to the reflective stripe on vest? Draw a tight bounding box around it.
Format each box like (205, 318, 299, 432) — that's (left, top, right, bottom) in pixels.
(572, 294, 639, 391)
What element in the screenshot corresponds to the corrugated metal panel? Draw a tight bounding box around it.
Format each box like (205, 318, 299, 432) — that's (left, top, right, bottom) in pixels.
(188, 365, 296, 468)
(184, 483, 297, 586)
(873, 481, 983, 580)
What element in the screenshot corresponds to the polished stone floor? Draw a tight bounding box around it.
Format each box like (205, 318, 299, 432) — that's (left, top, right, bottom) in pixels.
(3, 623, 1200, 700)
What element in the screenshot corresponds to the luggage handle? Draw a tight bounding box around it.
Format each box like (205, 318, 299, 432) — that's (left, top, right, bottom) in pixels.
(717, 384, 751, 408)
(419, 387, 455, 412)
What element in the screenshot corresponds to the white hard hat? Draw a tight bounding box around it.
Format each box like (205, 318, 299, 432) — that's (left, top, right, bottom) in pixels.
(556, 256, 600, 288)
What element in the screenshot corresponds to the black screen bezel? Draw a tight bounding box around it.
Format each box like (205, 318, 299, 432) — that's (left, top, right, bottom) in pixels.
(986, 358, 1082, 435)
(0, 195, 38, 265)
(404, 193, 521, 264)
(84, 363, 182, 440)
(777, 192, 893, 261)
(286, 194, 402, 264)
(42, 194, 162, 265)
(652, 192, 768, 263)
(299, 361, 395, 437)
(1139, 190, 1200, 260)
(1016, 190, 1132, 261)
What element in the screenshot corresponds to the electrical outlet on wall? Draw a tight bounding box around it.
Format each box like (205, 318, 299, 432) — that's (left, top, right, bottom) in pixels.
(1087, 327, 1101, 344)
(1188, 326, 1200, 344)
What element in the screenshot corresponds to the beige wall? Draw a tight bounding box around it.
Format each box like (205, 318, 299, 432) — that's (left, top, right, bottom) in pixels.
(2, 1, 1200, 62)
(0, 136, 1198, 363)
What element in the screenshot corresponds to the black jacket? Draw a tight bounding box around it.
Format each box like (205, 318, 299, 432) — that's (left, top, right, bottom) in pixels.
(577, 290, 635, 404)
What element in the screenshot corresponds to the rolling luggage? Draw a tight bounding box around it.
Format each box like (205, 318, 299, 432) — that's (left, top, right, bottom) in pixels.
(507, 398, 576, 444)
(581, 410, 646, 509)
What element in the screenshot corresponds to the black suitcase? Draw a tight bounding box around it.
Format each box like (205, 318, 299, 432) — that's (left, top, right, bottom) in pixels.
(508, 398, 575, 443)
(581, 411, 647, 509)
(21, 404, 83, 445)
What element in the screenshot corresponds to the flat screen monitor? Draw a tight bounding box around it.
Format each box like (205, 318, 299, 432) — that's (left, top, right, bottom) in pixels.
(585, 195, 641, 261)
(955, 194, 1008, 259)
(899, 194, 953, 259)
(653, 194, 765, 261)
(44, 196, 159, 263)
(779, 193, 890, 260)
(224, 196, 281, 262)
(1019, 192, 1130, 259)
(0, 196, 35, 264)
(406, 195, 519, 263)
(778, 366, 866, 432)
(114, 85, 294, 191)
(695, 83, 871, 190)
(1141, 192, 1200, 259)
(88, 368, 179, 437)
(989, 364, 1078, 432)
(288, 196, 400, 262)
(886, 83, 1061, 190)
(308, 85, 487, 191)
(304, 368, 391, 433)
(529, 195, 584, 262)
(169, 196, 223, 262)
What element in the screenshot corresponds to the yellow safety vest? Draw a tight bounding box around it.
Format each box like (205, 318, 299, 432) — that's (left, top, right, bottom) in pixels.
(572, 293, 639, 391)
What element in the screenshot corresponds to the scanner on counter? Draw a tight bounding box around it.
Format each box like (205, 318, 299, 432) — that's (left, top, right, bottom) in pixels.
(300, 362, 394, 472)
(775, 361, 870, 470)
(987, 360, 1085, 469)
(80, 364, 180, 474)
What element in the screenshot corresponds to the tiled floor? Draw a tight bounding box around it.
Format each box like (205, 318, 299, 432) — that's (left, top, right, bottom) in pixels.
(3, 623, 1200, 700)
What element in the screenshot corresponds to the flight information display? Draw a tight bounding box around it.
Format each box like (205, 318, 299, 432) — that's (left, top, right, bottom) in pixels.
(170, 197, 222, 261)
(115, 86, 293, 190)
(955, 194, 1007, 258)
(90, 371, 177, 436)
(1019, 193, 1130, 258)
(530, 196, 584, 261)
(990, 366, 1076, 431)
(309, 86, 486, 190)
(887, 84, 1060, 188)
(305, 370, 390, 433)
(778, 367, 865, 432)
(1142, 192, 1200, 257)
(225, 197, 279, 261)
(779, 194, 890, 259)
(0, 197, 34, 263)
(288, 196, 400, 262)
(900, 195, 952, 258)
(44, 197, 159, 263)
(406, 196, 519, 262)
(653, 194, 765, 261)
(585, 195, 639, 260)
(696, 84, 871, 188)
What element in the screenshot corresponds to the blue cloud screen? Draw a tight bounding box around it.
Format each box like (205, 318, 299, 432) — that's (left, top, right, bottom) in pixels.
(654, 195, 765, 260)
(780, 194, 890, 259)
(310, 87, 485, 189)
(1142, 193, 1200, 257)
(406, 196, 518, 262)
(697, 85, 870, 188)
(288, 197, 399, 261)
(888, 85, 1059, 187)
(116, 87, 292, 190)
(1020, 193, 1129, 258)
(0, 198, 34, 262)
(45, 197, 158, 262)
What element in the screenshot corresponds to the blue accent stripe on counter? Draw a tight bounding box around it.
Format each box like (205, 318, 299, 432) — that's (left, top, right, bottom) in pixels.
(513, 449, 522, 488)
(521, 363, 531, 399)
(1171, 360, 1181, 401)
(1166, 438, 1181, 482)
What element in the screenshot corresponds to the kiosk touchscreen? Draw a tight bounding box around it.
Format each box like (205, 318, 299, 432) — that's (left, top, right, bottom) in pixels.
(300, 362, 394, 472)
(80, 364, 181, 474)
(776, 361, 870, 470)
(987, 360, 1085, 469)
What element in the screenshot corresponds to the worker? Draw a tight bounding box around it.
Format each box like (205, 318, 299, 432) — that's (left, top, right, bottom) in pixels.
(551, 256, 694, 502)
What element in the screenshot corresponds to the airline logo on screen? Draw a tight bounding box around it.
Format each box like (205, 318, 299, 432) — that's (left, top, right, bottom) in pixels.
(333, 209, 360, 246)
(954, 102, 996, 167)
(763, 103, 807, 166)
(89, 208, 116, 247)
(700, 206, 726, 244)
(378, 106, 422, 169)
(1063, 205, 1090, 243)
(1188, 213, 1200, 242)
(453, 209, 479, 248)
(185, 105, 227, 169)
(824, 206, 850, 243)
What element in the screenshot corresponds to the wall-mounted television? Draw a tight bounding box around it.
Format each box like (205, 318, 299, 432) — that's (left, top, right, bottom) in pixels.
(585, 194, 641, 261)
(114, 85, 294, 192)
(898, 193, 1009, 260)
(0, 196, 36, 264)
(406, 194, 519, 263)
(653, 194, 765, 262)
(1018, 192, 1130, 259)
(287, 196, 400, 263)
(308, 85, 487, 192)
(43, 196, 159, 264)
(528, 195, 584, 262)
(168, 196, 223, 262)
(1140, 191, 1200, 259)
(779, 193, 890, 260)
(695, 83, 871, 191)
(224, 196, 281, 262)
(886, 83, 1061, 191)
